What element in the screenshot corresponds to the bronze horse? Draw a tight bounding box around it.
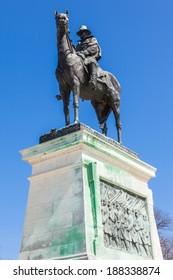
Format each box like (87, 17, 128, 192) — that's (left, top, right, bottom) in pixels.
(55, 10, 122, 143)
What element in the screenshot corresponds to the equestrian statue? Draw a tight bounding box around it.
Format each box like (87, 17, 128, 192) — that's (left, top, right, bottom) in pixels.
(55, 10, 122, 143)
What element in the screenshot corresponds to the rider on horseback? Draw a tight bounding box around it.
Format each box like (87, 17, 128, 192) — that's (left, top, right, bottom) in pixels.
(76, 25, 101, 90)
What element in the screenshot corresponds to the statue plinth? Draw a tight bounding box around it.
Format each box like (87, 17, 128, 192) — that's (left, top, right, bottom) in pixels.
(20, 124, 162, 260)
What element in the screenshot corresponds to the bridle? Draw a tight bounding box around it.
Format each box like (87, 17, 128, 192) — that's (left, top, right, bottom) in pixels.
(57, 17, 74, 55)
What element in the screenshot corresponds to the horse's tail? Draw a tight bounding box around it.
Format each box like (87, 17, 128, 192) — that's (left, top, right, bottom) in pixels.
(91, 99, 111, 126)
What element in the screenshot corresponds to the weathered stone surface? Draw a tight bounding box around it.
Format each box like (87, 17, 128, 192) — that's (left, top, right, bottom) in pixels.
(52, 224, 85, 246)
(21, 231, 52, 252)
(40, 123, 138, 158)
(20, 126, 162, 259)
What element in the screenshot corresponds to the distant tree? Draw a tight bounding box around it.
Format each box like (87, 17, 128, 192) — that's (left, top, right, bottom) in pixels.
(154, 208, 173, 260)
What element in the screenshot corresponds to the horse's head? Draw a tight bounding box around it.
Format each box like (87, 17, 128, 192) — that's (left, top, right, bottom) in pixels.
(55, 10, 69, 33)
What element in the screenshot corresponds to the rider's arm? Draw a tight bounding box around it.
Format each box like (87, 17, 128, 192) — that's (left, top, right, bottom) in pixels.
(84, 37, 99, 56)
(82, 44, 98, 56)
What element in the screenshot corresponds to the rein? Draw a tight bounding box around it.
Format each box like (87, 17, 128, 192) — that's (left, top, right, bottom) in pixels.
(58, 22, 74, 56)
(65, 32, 74, 54)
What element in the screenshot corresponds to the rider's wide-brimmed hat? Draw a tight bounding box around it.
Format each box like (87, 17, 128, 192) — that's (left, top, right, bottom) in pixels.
(76, 25, 91, 36)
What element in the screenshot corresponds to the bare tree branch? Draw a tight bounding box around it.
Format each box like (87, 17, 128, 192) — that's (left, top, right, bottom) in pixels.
(154, 207, 173, 260)
(159, 235, 173, 260)
(154, 208, 173, 231)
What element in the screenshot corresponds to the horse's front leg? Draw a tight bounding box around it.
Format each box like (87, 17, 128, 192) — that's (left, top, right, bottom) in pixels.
(72, 80, 80, 123)
(60, 88, 70, 126)
(65, 99, 70, 126)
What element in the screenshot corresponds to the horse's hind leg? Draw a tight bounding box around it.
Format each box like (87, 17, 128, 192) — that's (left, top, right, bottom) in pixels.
(111, 95, 122, 143)
(100, 122, 108, 136)
(91, 100, 111, 136)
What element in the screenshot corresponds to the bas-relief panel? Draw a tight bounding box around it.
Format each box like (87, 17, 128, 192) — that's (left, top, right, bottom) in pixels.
(100, 180, 152, 258)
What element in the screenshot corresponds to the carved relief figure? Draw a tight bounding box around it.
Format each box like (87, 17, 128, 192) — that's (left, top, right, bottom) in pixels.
(133, 211, 144, 255)
(142, 215, 152, 257)
(110, 202, 119, 247)
(114, 203, 123, 248)
(101, 199, 110, 245)
(123, 208, 134, 252)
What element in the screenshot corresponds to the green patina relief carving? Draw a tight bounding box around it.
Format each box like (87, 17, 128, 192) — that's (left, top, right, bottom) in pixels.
(100, 180, 152, 258)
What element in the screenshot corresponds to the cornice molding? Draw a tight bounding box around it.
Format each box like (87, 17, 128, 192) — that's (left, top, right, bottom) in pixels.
(21, 126, 156, 183)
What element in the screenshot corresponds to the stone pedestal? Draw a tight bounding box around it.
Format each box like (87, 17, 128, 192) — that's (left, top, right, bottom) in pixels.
(20, 123, 162, 260)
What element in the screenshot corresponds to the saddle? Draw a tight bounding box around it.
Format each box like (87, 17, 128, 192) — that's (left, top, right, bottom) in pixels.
(83, 63, 114, 91)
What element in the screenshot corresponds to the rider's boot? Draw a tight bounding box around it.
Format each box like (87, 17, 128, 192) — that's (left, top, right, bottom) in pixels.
(88, 62, 97, 90)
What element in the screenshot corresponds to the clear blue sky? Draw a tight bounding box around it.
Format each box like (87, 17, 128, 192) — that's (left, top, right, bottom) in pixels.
(0, 0, 173, 259)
